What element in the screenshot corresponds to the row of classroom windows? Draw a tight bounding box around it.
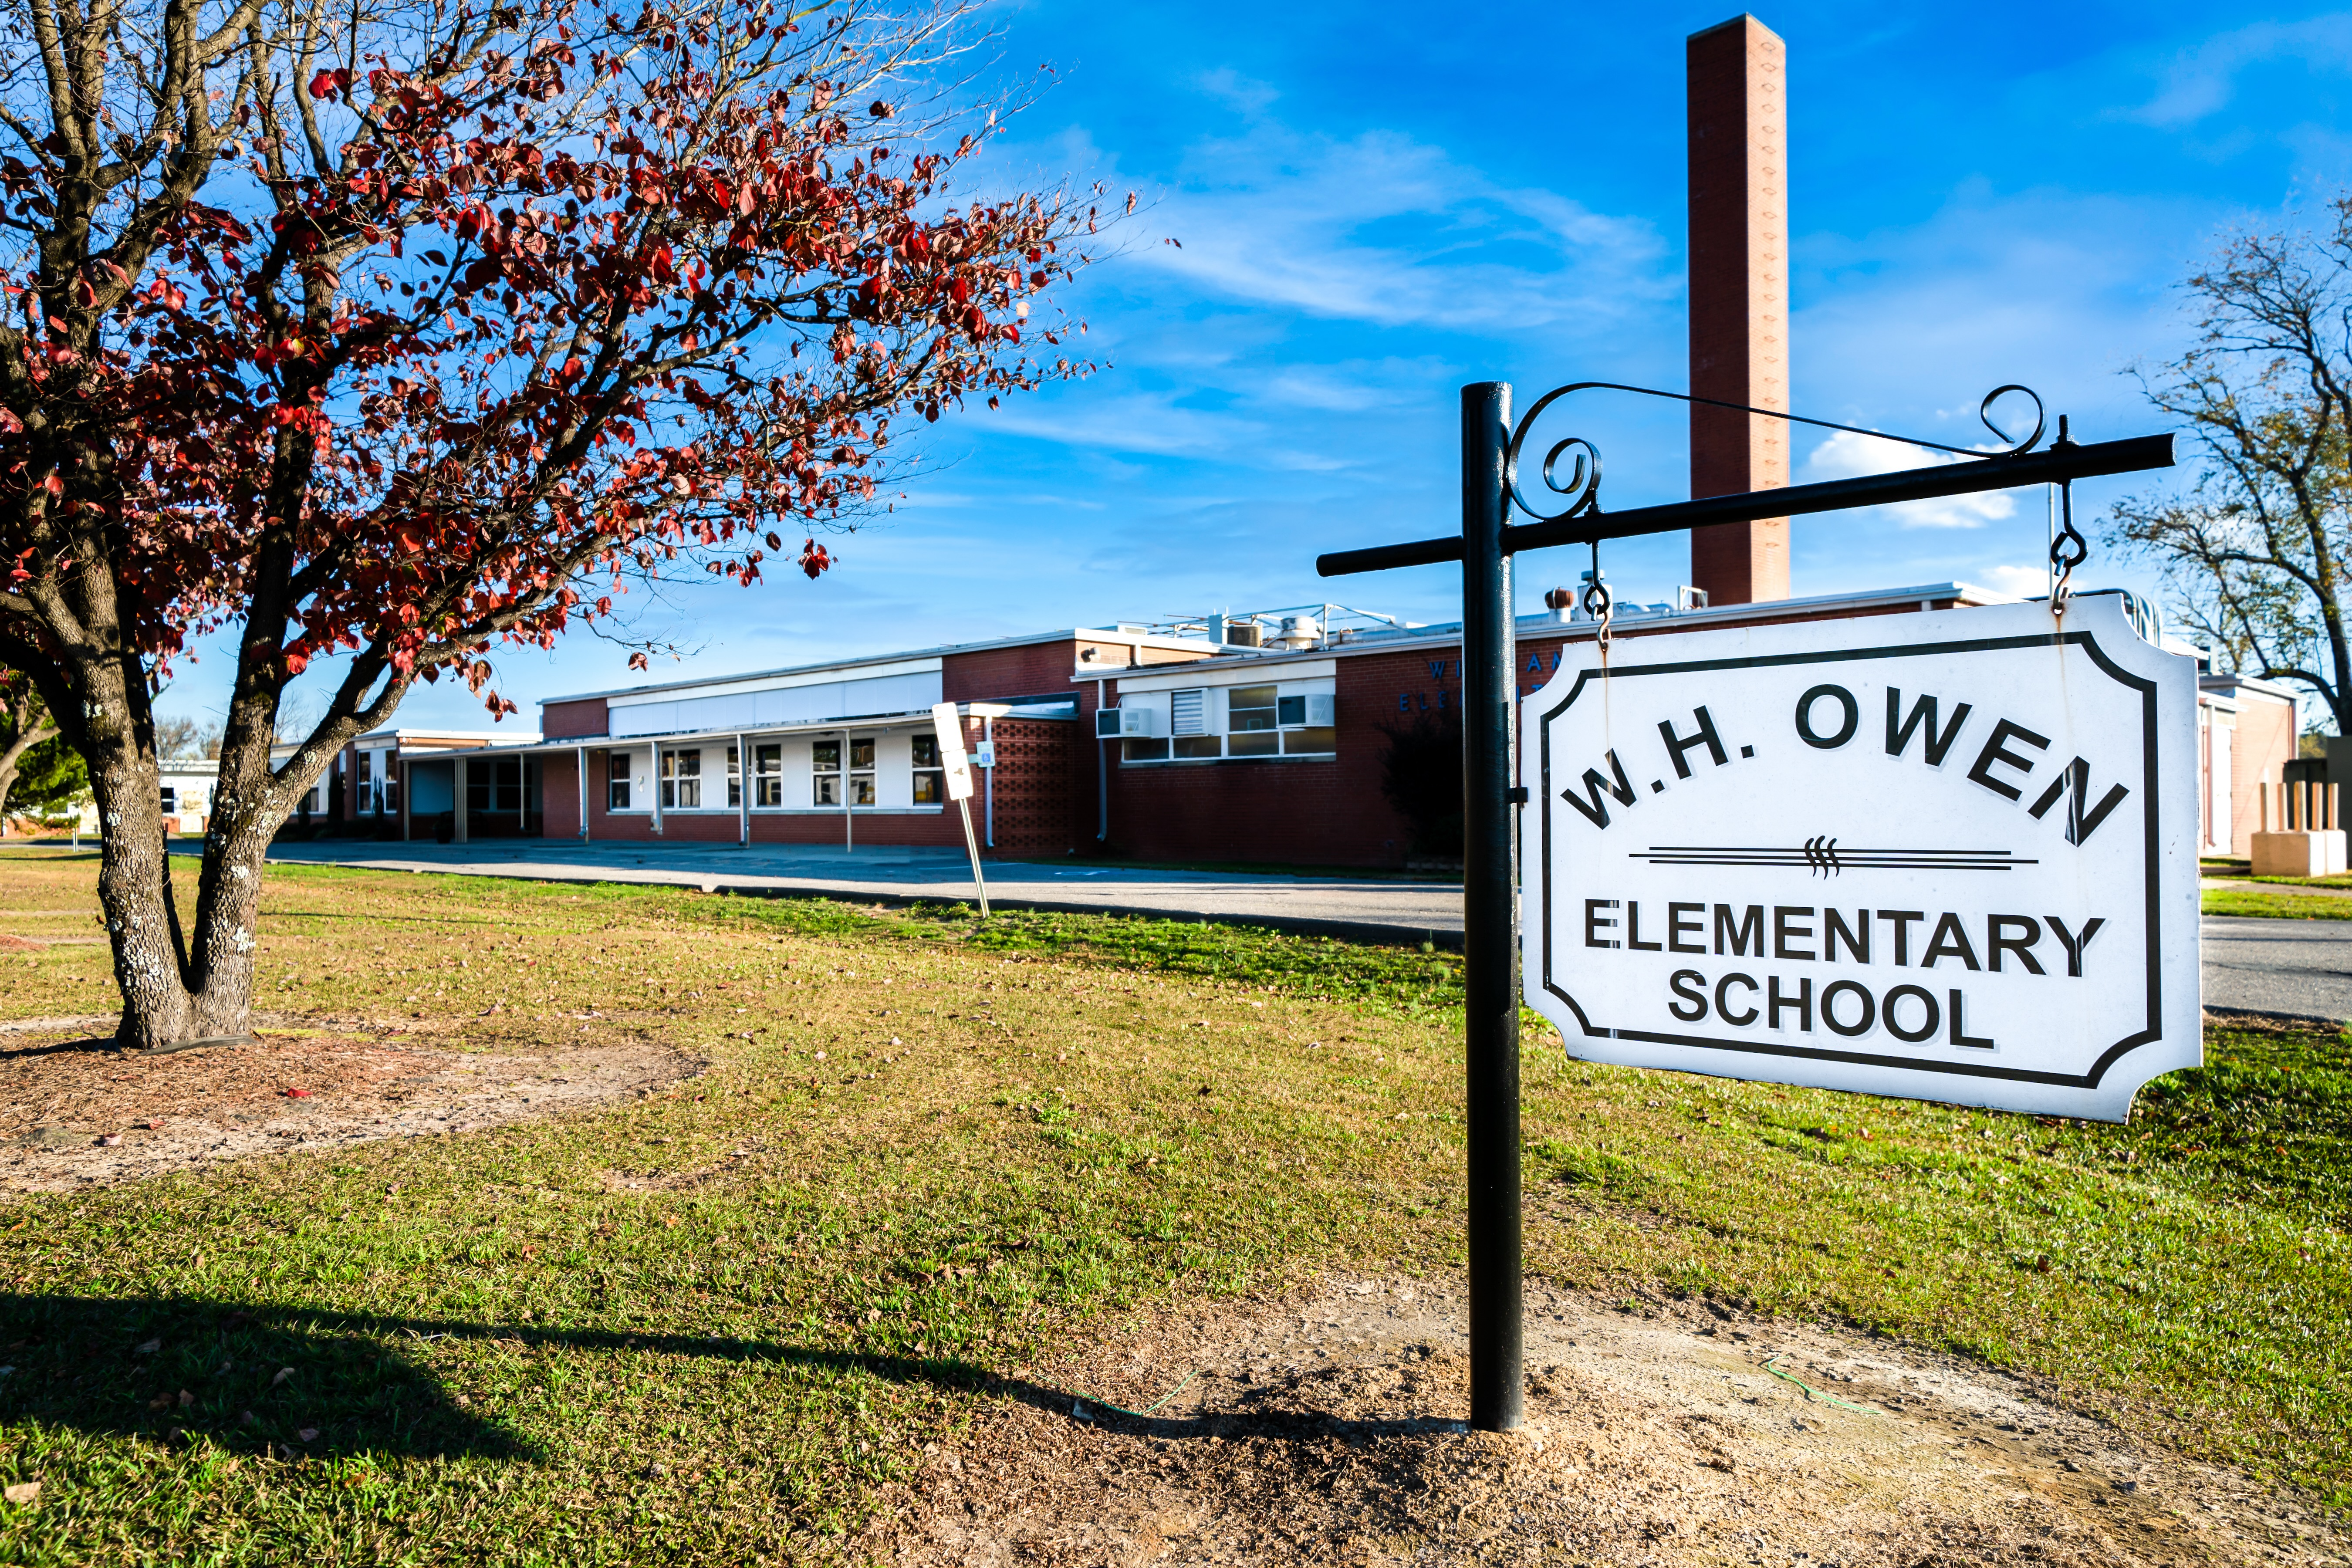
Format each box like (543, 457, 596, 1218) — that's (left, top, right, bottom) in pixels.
(318, 754, 533, 817)
(311, 740, 951, 820)
(606, 736, 951, 812)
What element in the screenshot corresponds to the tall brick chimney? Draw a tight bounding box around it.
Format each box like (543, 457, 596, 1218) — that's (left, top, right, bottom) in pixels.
(1686, 14, 1790, 605)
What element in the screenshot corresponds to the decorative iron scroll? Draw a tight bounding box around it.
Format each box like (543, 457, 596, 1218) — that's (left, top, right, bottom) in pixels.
(1503, 381, 2050, 527)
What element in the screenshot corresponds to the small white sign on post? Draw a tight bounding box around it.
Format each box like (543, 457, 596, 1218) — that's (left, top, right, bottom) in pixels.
(1521, 596, 2200, 1122)
(932, 701, 988, 915)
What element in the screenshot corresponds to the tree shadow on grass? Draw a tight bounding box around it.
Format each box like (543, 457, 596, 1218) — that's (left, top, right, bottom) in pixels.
(0, 1293, 1439, 1461)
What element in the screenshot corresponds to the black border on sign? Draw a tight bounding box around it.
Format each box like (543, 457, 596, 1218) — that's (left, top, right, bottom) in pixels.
(1535, 629, 2162, 1088)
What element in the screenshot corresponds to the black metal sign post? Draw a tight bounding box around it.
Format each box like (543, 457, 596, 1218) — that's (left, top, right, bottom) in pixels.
(1458, 383, 1523, 1434)
(1319, 379, 2175, 1433)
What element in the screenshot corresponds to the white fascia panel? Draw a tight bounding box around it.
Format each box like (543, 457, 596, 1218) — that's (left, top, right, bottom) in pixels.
(606, 656, 944, 708)
(1115, 658, 1335, 694)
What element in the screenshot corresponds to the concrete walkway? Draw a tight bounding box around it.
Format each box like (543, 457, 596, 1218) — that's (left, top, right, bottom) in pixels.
(262, 838, 1467, 947)
(2200, 916, 2352, 1022)
(257, 843, 2352, 1021)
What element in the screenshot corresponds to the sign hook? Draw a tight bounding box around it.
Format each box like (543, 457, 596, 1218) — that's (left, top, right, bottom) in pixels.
(2047, 416, 2088, 617)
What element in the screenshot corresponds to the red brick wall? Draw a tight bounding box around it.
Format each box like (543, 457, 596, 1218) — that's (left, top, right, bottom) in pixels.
(946, 639, 1111, 852)
(541, 750, 581, 839)
(942, 640, 1081, 702)
(980, 719, 1079, 855)
(542, 697, 609, 739)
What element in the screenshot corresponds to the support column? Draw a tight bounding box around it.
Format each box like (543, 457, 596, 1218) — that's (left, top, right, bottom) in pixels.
(650, 743, 663, 836)
(453, 755, 468, 843)
(577, 746, 590, 841)
(736, 732, 750, 846)
(1460, 381, 1523, 1433)
(1687, 14, 1791, 605)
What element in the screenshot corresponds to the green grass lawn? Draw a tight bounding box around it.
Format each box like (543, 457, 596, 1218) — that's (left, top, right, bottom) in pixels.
(0, 848, 2345, 1563)
(2205, 888, 2352, 919)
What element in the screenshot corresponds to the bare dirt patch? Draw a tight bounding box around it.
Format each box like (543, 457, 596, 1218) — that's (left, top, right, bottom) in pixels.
(0, 1014, 700, 1194)
(867, 1275, 2348, 1567)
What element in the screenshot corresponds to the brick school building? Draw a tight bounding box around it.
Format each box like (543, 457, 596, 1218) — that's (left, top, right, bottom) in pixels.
(297, 579, 2270, 868)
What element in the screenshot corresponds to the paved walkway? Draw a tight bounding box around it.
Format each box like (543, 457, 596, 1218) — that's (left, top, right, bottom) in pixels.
(261, 839, 1467, 947)
(258, 844, 2352, 1021)
(2200, 916, 2352, 1022)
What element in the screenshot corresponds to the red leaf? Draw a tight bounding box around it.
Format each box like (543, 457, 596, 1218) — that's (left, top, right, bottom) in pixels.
(281, 1088, 312, 1099)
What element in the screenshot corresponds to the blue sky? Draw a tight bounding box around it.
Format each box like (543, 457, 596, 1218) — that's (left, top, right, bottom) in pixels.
(172, 2, 2352, 733)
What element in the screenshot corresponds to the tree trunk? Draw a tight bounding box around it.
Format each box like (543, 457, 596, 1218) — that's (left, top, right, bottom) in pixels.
(86, 699, 288, 1050)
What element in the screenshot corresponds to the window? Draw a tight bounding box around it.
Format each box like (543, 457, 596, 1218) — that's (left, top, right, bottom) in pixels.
(849, 737, 876, 806)
(1282, 728, 1337, 755)
(1122, 738, 1169, 762)
(754, 744, 783, 807)
(1227, 684, 1280, 757)
(812, 740, 840, 805)
(357, 751, 375, 814)
(160, 786, 178, 814)
(1169, 687, 1219, 758)
(726, 746, 741, 809)
(661, 748, 702, 809)
(912, 734, 946, 804)
(382, 769, 400, 817)
(608, 750, 632, 811)
(470, 756, 522, 813)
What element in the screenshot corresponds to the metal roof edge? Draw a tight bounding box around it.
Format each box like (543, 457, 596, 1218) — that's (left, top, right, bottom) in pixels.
(538, 629, 1221, 708)
(1088, 583, 2002, 675)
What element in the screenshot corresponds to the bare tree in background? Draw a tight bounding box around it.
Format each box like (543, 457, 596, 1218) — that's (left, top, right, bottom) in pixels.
(0, 668, 57, 816)
(2112, 199, 2352, 734)
(155, 717, 224, 760)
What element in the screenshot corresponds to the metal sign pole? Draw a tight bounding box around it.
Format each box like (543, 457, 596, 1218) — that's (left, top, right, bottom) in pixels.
(1460, 381, 1524, 1434)
(931, 701, 988, 917)
(958, 797, 990, 916)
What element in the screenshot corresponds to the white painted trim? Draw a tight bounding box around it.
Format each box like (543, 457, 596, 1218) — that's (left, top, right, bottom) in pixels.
(1114, 658, 1337, 693)
(605, 655, 945, 707)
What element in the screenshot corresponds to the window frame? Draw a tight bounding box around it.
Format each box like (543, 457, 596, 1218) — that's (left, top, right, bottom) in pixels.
(811, 739, 841, 806)
(607, 749, 633, 812)
(911, 733, 946, 805)
(754, 743, 783, 808)
(660, 748, 703, 810)
(848, 736, 876, 807)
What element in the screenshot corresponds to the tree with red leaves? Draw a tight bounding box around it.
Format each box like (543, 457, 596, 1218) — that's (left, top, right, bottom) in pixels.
(0, 0, 1105, 1049)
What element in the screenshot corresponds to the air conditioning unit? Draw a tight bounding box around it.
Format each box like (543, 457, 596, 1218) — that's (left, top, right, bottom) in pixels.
(1277, 693, 1336, 727)
(1094, 706, 1161, 738)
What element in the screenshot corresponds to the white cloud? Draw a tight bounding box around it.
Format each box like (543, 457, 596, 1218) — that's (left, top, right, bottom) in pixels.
(974, 390, 1266, 457)
(1975, 563, 2051, 600)
(1800, 428, 2021, 530)
(2122, 15, 2352, 128)
(1194, 67, 1277, 118)
(1126, 124, 1673, 333)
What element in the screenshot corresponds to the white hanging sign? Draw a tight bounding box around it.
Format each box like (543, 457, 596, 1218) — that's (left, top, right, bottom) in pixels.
(1520, 596, 2201, 1122)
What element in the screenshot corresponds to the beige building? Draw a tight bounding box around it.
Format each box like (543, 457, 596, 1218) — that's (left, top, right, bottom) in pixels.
(2197, 674, 2301, 858)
